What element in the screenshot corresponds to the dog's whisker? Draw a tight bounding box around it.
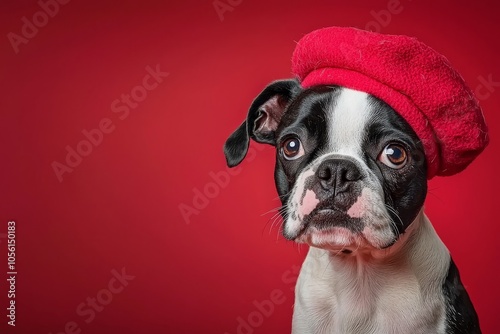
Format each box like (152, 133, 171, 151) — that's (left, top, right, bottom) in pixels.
(270, 215, 284, 236)
(275, 213, 288, 241)
(261, 205, 289, 236)
(276, 190, 293, 200)
(260, 206, 285, 216)
(258, 204, 288, 239)
(385, 204, 404, 239)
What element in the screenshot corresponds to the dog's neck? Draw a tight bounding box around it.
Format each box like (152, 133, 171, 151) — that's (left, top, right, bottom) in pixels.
(294, 211, 451, 333)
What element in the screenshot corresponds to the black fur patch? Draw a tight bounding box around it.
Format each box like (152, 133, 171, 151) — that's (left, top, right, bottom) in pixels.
(442, 259, 481, 333)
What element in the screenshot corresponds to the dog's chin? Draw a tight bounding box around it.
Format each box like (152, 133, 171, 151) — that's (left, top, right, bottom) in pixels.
(294, 226, 363, 253)
(285, 210, 397, 252)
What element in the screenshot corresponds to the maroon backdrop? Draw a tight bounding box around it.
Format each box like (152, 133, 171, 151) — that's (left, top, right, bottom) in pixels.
(1, 0, 499, 333)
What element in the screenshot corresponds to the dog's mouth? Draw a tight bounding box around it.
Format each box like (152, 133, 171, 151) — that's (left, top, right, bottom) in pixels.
(303, 207, 363, 232)
(286, 203, 397, 251)
(287, 208, 335, 236)
(290, 208, 360, 247)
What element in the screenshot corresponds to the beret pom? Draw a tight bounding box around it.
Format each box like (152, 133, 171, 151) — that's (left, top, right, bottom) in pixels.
(292, 27, 489, 178)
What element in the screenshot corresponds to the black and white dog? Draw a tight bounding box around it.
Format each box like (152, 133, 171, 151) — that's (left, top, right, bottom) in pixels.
(224, 80, 480, 333)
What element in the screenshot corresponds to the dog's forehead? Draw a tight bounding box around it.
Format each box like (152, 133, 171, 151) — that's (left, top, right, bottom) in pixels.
(326, 88, 373, 155)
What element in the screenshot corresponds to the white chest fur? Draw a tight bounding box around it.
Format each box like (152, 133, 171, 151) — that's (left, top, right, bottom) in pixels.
(291, 213, 450, 334)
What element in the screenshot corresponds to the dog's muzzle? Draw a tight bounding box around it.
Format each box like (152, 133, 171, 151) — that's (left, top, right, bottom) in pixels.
(283, 155, 395, 250)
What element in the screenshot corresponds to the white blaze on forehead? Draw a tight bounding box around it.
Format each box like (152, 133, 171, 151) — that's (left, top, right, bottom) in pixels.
(328, 88, 371, 156)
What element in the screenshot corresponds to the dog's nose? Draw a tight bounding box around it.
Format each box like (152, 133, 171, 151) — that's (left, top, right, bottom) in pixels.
(316, 159, 362, 193)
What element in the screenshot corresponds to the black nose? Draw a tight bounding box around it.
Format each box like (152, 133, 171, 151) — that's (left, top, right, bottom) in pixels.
(316, 158, 363, 193)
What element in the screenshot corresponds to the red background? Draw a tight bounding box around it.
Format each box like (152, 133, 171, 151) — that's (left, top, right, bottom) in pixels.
(1, 0, 499, 333)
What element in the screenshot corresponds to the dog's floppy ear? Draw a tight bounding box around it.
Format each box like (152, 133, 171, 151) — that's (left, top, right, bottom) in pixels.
(224, 79, 302, 167)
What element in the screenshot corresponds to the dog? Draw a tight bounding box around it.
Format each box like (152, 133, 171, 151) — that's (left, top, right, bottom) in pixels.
(223, 79, 481, 333)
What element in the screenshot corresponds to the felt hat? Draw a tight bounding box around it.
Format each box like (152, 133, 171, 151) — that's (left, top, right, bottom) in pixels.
(291, 27, 489, 178)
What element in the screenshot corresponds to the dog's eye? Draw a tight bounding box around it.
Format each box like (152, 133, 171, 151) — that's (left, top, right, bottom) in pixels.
(282, 138, 304, 160)
(379, 144, 407, 169)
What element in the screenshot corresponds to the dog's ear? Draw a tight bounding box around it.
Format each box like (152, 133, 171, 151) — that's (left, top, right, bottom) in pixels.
(224, 79, 302, 167)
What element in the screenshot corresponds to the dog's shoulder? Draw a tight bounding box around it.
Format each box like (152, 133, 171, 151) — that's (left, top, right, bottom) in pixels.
(442, 258, 481, 334)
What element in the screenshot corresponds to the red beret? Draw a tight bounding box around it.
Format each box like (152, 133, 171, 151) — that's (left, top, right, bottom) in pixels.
(291, 27, 489, 179)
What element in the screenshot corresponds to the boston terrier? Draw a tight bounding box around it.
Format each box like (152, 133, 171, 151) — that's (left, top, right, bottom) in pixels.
(224, 79, 481, 333)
